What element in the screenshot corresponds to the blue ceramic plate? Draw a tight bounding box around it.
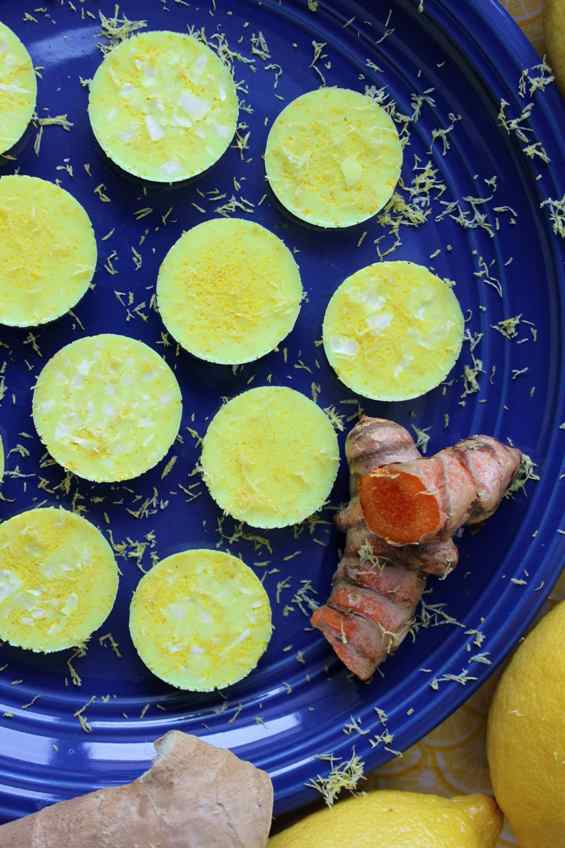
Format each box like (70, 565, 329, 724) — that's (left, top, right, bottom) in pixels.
(0, 0, 564, 823)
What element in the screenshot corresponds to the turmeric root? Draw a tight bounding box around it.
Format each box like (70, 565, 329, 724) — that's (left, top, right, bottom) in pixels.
(0, 731, 273, 848)
(360, 436, 522, 545)
(312, 417, 521, 681)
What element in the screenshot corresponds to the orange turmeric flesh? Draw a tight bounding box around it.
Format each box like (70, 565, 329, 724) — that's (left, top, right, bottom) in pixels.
(359, 469, 442, 545)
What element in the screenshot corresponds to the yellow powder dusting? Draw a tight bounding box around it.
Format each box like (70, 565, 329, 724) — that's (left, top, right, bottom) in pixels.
(0, 21, 37, 154)
(0, 175, 97, 327)
(201, 386, 340, 528)
(265, 87, 402, 228)
(323, 260, 464, 401)
(130, 549, 272, 691)
(0, 507, 118, 652)
(157, 218, 303, 364)
(88, 31, 239, 182)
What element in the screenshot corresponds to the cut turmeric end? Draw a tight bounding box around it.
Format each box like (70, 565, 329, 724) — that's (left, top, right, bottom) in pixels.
(359, 469, 442, 545)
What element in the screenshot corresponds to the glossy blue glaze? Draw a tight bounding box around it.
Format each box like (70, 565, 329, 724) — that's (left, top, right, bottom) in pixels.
(0, 0, 564, 822)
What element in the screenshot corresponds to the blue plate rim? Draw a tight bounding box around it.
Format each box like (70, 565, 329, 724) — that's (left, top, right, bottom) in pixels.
(0, 0, 564, 820)
(271, 0, 565, 811)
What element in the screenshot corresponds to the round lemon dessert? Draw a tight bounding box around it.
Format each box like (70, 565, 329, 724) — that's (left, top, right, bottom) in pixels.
(130, 549, 272, 691)
(265, 87, 402, 228)
(0, 21, 37, 154)
(33, 334, 182, 482)
(88, 31, 239, 182)
(157, 218, 303, 365)
(323, 261, 464, 401)
(201, 386, 340, 528)
(0, 507, 119, 653)
(0, 175, 97, 327)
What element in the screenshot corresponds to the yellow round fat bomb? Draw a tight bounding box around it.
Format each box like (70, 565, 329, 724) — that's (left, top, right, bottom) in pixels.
(0, 22, 37, 154)
(157, 218, 303, 365)
(0, 175, 97, 327)
(0, 507, 119, 653)
(265, 87, 402, 228)
(323, 261, 465, 401)
(33, 334, 182, 482)
(130, 549, 272, 691)
(201, 386, 340, 528)
(88, 31, 239, 182)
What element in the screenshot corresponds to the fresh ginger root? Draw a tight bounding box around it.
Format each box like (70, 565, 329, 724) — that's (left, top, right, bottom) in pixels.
(0, 731, 273, 848)
(312, 417, 521, 681)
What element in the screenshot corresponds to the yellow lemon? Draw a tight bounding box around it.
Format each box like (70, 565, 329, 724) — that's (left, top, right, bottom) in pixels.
(269, 791, 502, 848)
(545, 0, 565, 95)
(487, 601, 565, 847)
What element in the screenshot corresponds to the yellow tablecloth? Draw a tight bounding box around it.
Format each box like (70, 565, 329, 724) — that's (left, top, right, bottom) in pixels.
(369, 5, 549, 846)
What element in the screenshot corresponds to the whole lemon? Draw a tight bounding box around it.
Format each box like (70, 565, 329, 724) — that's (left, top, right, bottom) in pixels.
(545, 0, 565, 95)
(488, 602, 565, 846)
(269, 791, 502, 848)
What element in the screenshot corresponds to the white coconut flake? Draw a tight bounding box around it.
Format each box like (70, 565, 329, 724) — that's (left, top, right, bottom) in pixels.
(365, 292, 386, 311)
(161, 160, 183, 177)
(61, 593, 78, 616)
(215, 124, 232, 138)
(145, 114, 165, 141)
(0, 82, 29, 94)
(340, 156, 363, 187)
(393, 352, 415, 379)
(192, 54, 208, 78)
(407, 327, 434, 350)
(54, 423, 70, 441)
(77, 359, 92, 376)
(41, 560, 72, 578)
(330, 335, 359, 356)
(367, 311, 393, 333)
(0, 570, 21, 603)
(180, 91, 210, 121)
(172, 113, 193, 128)
(222, 628, 250, 654)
